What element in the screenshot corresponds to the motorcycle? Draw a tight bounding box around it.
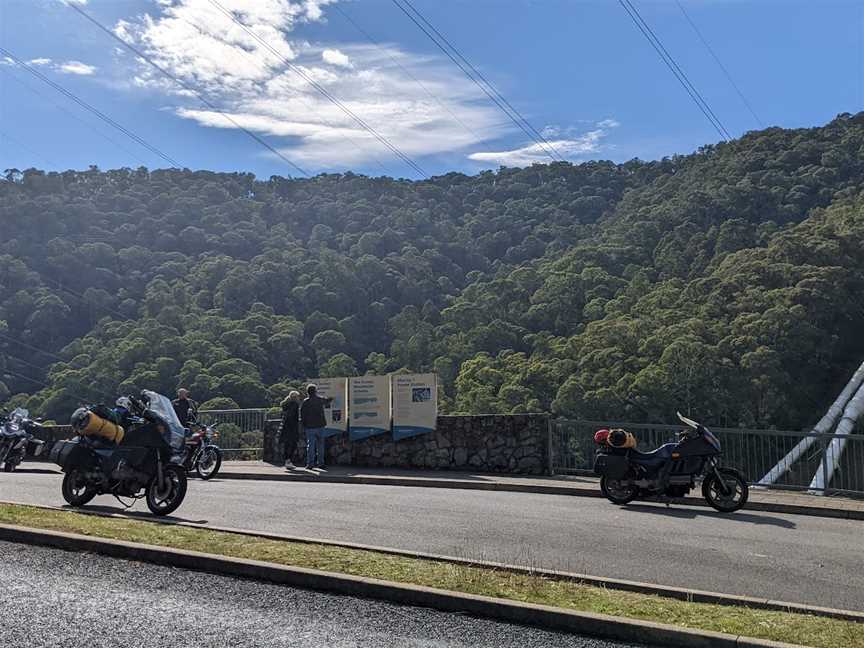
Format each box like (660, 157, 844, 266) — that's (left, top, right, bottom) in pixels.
(181, 421, 222, 480)
(50, 390, 188, 516)
(0, 408, 45, 472)
(593, 412, 749, 513)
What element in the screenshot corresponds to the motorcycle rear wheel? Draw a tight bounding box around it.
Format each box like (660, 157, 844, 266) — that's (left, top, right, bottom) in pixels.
(196, 446, 222, 481)
(702, 467, 748, 513)
(600, 475, 638, 505)
(146, 465, 188, 516)
(62, 469, 97, 507)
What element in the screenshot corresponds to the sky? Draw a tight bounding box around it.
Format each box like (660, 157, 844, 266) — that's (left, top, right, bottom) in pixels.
(0, 0, 863, 180)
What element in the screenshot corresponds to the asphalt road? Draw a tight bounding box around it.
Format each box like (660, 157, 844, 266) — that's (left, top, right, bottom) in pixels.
(0, 540, 637, 648)
(2, 469, 862, 612)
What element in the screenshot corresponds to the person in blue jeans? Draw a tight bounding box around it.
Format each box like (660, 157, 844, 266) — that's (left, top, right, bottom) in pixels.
(300, 383, 331, 469)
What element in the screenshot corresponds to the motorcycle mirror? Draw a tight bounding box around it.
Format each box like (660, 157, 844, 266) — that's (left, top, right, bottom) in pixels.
(676, 411, 699, 429)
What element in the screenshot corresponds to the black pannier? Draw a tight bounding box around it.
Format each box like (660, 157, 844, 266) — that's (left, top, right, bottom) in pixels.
(593, 452, 630, 479)
(49, 438, 85, 469)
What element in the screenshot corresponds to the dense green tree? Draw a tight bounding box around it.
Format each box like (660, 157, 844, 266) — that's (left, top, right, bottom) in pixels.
(3, 113, 864, 428)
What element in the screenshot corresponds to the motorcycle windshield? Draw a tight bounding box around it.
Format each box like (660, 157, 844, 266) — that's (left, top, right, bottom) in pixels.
(6, 408, 28, 433)
(142, 391, 186, 452)
(703, 427, 722, 452)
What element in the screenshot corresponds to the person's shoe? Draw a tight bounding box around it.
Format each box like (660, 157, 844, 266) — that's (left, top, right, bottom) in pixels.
(284, 460, 295, 471)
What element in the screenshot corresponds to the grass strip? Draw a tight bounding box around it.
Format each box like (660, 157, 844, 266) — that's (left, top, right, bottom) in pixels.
(0, 502, 859, 647)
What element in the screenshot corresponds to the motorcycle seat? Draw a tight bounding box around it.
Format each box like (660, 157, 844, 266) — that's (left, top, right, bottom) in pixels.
(629, 443, 677, 468)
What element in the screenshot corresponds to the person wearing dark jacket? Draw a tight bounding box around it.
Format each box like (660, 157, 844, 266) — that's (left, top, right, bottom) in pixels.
(172, 388, 198, 427)
(279, 391, 301, 470)
(300, 384, 331, 469)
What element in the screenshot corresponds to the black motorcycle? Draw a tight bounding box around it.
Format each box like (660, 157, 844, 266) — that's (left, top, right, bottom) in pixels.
(0, 408, 45, 472)
(594, 412, 749, 513)
(50, 391, 188, 516)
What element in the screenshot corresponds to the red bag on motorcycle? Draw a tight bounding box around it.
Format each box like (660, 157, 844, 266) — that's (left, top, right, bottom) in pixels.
(593, 429, 610, 445)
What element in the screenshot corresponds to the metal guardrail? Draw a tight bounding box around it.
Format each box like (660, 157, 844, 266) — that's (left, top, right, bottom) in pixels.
(551, 420, 864, 495)
(196, 408, 270, 461)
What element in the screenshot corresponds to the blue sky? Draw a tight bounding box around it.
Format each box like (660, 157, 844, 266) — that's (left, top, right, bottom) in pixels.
(1, 0, 862, 179)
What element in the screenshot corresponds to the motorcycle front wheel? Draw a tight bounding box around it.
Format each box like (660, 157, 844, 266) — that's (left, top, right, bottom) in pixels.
(196, 446, 222, 480)
(702, 467, 749, 513)
(146, 465, 188, 516)
(61, 469, 97, 507)
(2, 462, 14, 473)
(600, 475, 638, 505)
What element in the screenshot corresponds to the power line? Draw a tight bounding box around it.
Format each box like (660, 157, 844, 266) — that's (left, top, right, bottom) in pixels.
(674, 0, 763, 129)
(2, 351, 97, 402)
(173, 10, 394, 177)
(0, 66, 150, 167)
(0, 367, 89, 403)
(0, 332, 67, 362)
(0, 128, 59, 168)
(0, 368, 54, 392)
(332, 3, 482, 142)
(617, 0, 731, 141)
(391, 0, 563, 162)
(67, 2, 311, 178)
(206, 0, 428, 179)
(37, 274, 133, 323)
(0, 46, 182, 167)
(4, 352, 58, 375)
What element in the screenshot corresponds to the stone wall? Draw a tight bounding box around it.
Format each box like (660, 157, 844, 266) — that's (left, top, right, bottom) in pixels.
(264, 414, 551, 475)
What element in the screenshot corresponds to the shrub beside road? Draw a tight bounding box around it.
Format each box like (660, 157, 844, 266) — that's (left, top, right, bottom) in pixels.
(0, 503, 860, 647)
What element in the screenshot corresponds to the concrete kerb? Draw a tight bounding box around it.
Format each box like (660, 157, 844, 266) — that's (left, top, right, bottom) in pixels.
(215, 470, 864, 521)
(0, 522, 803, 648)
(2, 498, 863, 625)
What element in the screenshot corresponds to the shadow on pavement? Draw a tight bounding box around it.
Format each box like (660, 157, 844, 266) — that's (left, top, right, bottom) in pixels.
(62, 503, 209, 525)
(622, 503, 797, 529)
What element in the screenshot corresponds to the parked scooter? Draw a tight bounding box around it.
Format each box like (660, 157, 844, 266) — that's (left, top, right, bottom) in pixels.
(181, 421, 222, 480)
(0, 408, 45, 472)
(50, 391, 188, 516)
(593, 412, 749, 513)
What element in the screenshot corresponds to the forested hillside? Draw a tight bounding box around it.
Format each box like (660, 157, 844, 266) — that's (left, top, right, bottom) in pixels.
(3, 113, 864, 428)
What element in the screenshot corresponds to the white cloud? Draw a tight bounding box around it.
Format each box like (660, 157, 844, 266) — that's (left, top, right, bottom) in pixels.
(58, 61, 97, 75)
(469, 120, 620, 167)
(2, 55, 98, 76)
(322, 48, 351, 68)
(109, 0, 507, 173)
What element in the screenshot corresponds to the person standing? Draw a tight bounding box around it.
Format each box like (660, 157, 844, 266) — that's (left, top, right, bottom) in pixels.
(172, 388, 198, 427)
(300, 384, 330, 469)
(279, 391, 301, 470)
